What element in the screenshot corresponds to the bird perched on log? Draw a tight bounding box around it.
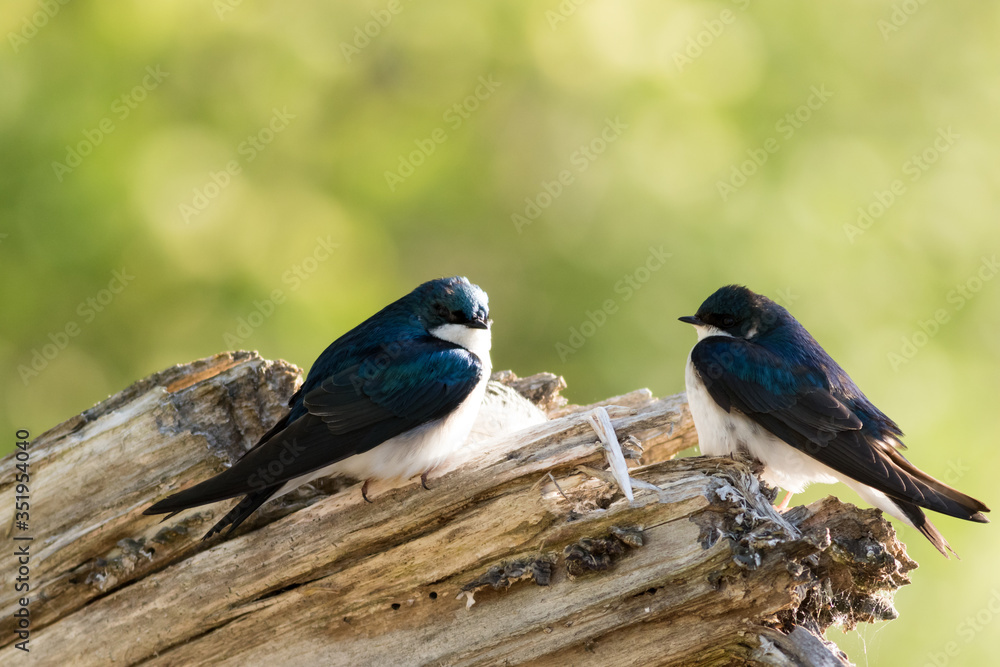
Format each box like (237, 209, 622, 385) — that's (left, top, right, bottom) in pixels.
(145, 276, 492, 540)
(680, 284, 989, 557)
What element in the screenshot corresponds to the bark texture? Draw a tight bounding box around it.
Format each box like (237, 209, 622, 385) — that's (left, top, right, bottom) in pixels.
(0, 351, 917, 666)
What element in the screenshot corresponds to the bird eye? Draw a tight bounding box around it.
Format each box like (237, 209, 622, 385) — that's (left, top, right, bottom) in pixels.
(433, 303, 449, 318)
(450, 309, 464, 322)
(721, 316, 736, 328)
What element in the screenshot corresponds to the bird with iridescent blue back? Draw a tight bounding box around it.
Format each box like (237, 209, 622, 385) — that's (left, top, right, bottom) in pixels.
(681, 285, 989, 557)
(145, 276, 492, 540)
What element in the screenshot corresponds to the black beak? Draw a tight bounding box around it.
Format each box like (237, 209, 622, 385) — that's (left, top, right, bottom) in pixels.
(468, 316, 490, 330)
(678, 315, 702, 325)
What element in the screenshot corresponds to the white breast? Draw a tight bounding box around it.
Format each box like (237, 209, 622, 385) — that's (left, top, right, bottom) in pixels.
(685, 343, 837, 494)
(276, 327, 493, 495)
(684, 328, 915, 528)
(329, 366, 491, 483)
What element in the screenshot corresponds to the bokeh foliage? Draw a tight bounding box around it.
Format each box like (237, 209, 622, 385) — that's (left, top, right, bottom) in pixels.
(2, 1, 999, 664)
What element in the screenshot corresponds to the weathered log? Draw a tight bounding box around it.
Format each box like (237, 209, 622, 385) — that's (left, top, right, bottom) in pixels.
(0, 352, 916, 666)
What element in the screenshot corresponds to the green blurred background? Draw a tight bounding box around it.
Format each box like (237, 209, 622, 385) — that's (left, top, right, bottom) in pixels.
(2, 0, 999, 664)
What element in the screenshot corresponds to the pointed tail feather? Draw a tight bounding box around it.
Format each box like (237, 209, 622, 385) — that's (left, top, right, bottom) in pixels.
(883, 447, 990, 523)
(202, 486, 281, 540)
(893, 498, 961, 559)
(143, 473, 251, 516)
(844, 477, 956, 558)
(144, 410, 294, 518)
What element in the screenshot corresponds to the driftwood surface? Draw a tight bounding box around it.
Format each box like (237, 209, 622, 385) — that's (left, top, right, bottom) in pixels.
(0, 351, 918, 666)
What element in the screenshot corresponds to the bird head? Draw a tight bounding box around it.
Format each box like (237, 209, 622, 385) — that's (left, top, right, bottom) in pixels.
(409, 277, 491, 356)
(679, 284, 787, 341)
(415, 276, 490, 329)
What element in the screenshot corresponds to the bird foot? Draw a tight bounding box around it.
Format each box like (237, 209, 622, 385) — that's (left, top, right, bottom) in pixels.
(774, 490, 794, 512)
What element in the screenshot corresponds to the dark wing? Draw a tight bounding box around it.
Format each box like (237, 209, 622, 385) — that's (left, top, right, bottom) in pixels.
(144, 338, 483, 517)
(300, 338, 486, 447)
(690, 336, 989, 521)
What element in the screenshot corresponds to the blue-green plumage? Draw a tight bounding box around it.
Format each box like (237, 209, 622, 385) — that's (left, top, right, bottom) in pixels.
(682, 284, 989, 557)
(145, 276, 492, 540)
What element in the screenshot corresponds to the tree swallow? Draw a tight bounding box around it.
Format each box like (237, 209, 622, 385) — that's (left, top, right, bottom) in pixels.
(145, 276, 492, 540)
(681, 285, 989, 557)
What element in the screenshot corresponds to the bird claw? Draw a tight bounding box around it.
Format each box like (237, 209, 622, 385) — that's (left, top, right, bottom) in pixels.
(774, 490, 793, 512)
(420, 470, 432, 491)
(361, 479, 374, 503)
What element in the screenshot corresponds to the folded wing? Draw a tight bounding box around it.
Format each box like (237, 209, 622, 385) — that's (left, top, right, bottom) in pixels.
(690, 336, 989, 522)
(144, 338, 483, 519)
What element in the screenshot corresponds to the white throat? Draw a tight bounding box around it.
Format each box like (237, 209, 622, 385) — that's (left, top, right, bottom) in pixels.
(429, 323, 492, 363)
(694, 324, 733, 341)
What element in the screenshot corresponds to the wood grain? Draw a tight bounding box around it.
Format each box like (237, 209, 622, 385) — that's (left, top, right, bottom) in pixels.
(0, 352, 915, 666)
